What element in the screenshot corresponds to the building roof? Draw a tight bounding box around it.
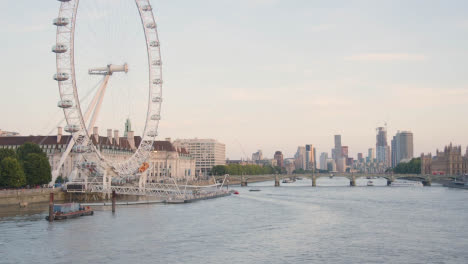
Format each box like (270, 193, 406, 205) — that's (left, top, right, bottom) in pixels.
(0, 135, 189, 154)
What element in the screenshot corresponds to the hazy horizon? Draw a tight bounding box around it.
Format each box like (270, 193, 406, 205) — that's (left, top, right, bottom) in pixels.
(1, 0, 467, 160)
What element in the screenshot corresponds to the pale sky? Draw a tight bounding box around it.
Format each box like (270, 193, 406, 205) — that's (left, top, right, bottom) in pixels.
(0, 0, 467, 160)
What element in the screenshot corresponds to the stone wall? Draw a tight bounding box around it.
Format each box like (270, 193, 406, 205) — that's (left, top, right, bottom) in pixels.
(0, 188, 65, 207)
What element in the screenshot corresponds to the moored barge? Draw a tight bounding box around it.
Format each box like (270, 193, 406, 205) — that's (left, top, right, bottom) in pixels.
(45, 203, 94, 221)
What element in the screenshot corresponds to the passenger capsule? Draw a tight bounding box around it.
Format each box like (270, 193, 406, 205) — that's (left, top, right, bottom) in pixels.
(152, 60, 162, 66)
(53, 17, 70, 26)
(52, 44, 68, 53)
(54, 72, 69, 81)
(73, 145, 88, 153)
(152, 79, 162, 85)
(149, 41, 160, 47)
(64, 124, 80, 133)
(152, 96, 162, 103)
(57, 100, 73, 108)
(141, 5, 152, 11)
(150, 114, 161, 121)
(147, 130, 158, 137)
(81, 161, 97, 169)
(146, 23, 156, 29)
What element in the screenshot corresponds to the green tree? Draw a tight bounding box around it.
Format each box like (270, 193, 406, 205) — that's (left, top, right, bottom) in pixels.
(55, 176, 64, 184)
(212, 165, 228, 176)
(0, 157, 26, 188)
(0, 149, 17, 162)
(16, 142, 45, 161)
(393, 158, 421, 174)
(23, 153, 52, 186)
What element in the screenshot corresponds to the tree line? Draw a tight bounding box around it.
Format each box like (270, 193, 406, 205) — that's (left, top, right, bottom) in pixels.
(393, 158, 421, 174)
(211, 164, 281, 176)
(0, 142, 52, 188)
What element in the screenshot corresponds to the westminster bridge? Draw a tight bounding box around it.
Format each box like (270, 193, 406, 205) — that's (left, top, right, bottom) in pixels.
(217, 173, 461, 187)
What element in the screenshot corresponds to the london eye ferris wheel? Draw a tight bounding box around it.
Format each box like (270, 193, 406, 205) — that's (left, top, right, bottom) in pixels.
(51, 0, 163, 186)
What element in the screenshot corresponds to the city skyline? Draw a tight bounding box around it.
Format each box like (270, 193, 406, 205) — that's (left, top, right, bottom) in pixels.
(1, 0, 467, 159)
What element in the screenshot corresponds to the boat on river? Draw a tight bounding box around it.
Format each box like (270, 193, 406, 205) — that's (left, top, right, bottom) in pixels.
(390, 180, 423, 187)
(282, 178, 295, 183)
(443, 181, 468, 190)
(45, 203, 93, 220)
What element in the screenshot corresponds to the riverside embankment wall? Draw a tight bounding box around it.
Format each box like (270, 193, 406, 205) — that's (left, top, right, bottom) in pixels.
(0, 188, 65, 207)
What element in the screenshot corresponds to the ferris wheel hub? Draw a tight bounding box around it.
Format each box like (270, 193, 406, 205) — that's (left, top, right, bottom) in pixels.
(88, 63, 128, 75)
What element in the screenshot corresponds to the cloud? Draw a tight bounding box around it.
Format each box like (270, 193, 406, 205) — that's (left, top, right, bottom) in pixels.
(386, 86, 468, 109)
(344, 53, 427, 62)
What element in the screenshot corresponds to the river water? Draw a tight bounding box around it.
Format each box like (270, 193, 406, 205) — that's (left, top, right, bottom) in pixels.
(1, 177, 468, 264)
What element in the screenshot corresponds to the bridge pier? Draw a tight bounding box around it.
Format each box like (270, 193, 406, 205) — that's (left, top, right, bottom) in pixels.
(48, 193, 54, 222)
(422, 180, 431, 186)
(240, 174, 247, 187)
(387, 176, 395, 186)
(350, 175, 356, 186)
(112, 190, 116, 213)
(274, 174, 280, 187)
(312, 174, 316, 187)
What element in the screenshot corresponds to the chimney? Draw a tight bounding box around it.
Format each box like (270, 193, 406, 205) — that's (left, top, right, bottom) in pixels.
(93, 126, 99, 142)
(107, 129, 113, 143)
(127, 131, 135, 149)
(114, 130, 120, 145)
(57, 127, 63, 143)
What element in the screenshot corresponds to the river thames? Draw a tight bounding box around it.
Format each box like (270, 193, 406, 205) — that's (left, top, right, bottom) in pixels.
(1, 178, 468, 264)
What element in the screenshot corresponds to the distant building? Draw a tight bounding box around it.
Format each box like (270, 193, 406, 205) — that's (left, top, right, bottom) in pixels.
(147, 139, 195, 183)
(124, 118, 132, 137)
(0, 127, 195, 182)
(313, 148, 317, 170)
(319, 152, 328, 170)
(294, 146, 306, 170)
(341, 146, 349, 159)
(421, 143, 468, 175)
(334, 135, 342, 159)
(391, 131, 414, 167)
(357, 153, 364, 162)
(256, 159, 277, 167)
(376, 127, 390, 167)
(367, 148, 375, 162)
(336, 157, 346, 172)
(173, 138, 226, 177)
(334, 135, 345, 172)
(274, 151, 284, 168)
(252, 150, 263, 162)
(284, 159, 295, 174)
(327, 159, 337, 172)
(226, 159, 254, 165)
(305, 144, 315, 171)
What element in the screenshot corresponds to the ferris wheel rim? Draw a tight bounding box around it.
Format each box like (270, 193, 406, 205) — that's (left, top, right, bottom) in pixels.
(54, 0, 163, 177)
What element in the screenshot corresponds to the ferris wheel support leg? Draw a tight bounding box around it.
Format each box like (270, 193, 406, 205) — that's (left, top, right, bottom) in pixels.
(83, 76, 108, 123)
(139, 171, 148, 194)
(49, 137, 77, 186)
(87, 75, 110, 133)
(104, 167, 117, 194)
(48, 76, 111, 187)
